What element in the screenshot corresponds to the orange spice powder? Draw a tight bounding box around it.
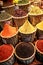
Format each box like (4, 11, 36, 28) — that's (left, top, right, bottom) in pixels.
(1, 23, 18, 37)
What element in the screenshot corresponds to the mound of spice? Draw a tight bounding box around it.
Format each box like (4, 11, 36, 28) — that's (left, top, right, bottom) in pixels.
(36, 21, 43, 30)
(37, 40, 43, 52)
(16, 42, 34, 58)
(14, 9, 27, 17)
(0, 44, 13, 61)
(1, 23, 18, 37)
(29, 5, 43, 15)
(19, 20, 36, 34)
(0, 11, 12, 21)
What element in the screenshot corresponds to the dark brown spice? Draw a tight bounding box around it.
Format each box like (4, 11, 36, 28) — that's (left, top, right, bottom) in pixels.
(16, 42, 34, 58)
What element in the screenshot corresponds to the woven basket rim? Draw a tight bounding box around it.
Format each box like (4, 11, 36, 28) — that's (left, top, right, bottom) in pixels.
(2, 1, 33, 8)
(0, 30, 18, 38)
(15, 42, 36, 60)
(12, 13, 29, 19)
(28, 13, 43, 16)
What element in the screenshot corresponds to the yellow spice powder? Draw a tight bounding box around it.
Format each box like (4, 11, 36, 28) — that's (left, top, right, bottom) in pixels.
(36, 21, 43, 30)
(29, 5, 43, 15)
(19, 20, 36, 34)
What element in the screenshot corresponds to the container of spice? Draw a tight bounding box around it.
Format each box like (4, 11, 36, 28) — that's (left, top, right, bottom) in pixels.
(0, 10, 13, 29)
(36, 21, 43, 39)
(2, 0, 33, 14)
(0, 23, 18, 47)
(13, 0, 33, 12)
(0, 44, 15, 65)
(35, 40, 43, 62)
(15, 42, 36, 64)
(13, 8, 28, 28)
(19, 20, 36, 42)
(28, 5, 43, 26)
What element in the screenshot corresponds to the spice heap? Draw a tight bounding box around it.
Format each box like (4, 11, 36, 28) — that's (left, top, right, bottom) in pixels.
(29, 5, 43, 15)
(14, 9, 27, 17)
(0, 44, 13, 61)
(19, 20, 36, 34)
(16, 42, 34, 58)
(37, 40, 43, 52)
(36, 21, 43, 30)
(0, 11, 12, 21)
(1, 23, 18, 37)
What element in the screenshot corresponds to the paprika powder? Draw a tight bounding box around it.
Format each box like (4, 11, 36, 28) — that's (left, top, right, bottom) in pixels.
(0, 44, 13, 61)
(37, 40, 43, 52)
(1, 23, 18, 37)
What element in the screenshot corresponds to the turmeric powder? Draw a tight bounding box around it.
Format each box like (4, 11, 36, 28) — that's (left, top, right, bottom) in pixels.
(29, 5, 43, 15)
(36, 21, 43, 30)
(19, 20, 36, 34)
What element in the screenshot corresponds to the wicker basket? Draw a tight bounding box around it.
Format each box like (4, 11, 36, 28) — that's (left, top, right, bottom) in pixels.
(2, 1, 33, 14)
(0, 11, 13, 29)
(0, 45, 15, 65)
(15, 42, 36, 64)
(0, 22, 18, 47)
(13, 13, 28, 28)
(16, 1, 33, 12)
(19, 28, 36, 42)
(28, 14, 43, 26)
(36, 29, 43, 39)
(35, 40, 43, 62)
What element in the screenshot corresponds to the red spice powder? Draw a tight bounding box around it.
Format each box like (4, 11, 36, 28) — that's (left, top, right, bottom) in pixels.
(0, 44, 13, 61)
(37, 40, 43, 52)
(1, 23, 17, 37)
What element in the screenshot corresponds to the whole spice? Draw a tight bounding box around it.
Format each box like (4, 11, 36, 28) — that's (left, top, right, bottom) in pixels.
(0, 44, 13, 61)
(37, 40, 43, 52)
(14, 9, 27, 17)
(16, 42, 34, 58)
(1, 23, 17, 37)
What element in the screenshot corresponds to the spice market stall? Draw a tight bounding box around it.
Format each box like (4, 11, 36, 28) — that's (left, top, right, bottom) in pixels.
(0, 0, 43, 65)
